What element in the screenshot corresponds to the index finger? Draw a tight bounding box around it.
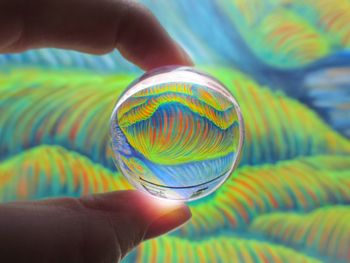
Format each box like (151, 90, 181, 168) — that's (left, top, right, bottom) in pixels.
(0, 0, 193, 70)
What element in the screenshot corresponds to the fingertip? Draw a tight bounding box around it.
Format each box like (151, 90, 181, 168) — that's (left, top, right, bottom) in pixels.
(144, 204, 191, 240)
(118, 38, 194, 71)
(145, 40, 194, 71)
(1, 0, 194, 71)
(114, 2, 193, 70)
(176, 44, 194, 67)
(81, 190, 192, 239)
(78, 191, 191, 259)
(79, 190, 189, 223)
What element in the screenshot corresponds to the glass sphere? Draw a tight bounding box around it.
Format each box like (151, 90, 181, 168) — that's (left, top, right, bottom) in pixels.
(110, 67, 244, 201)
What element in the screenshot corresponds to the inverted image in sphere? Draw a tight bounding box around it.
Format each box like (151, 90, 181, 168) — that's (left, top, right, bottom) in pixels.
(110, 67, 244, 201)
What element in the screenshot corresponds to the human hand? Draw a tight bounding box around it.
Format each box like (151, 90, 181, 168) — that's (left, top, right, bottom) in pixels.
(0, 0, 193, 70)
(0, 191, 191, 263)
(0, 0, 193, 262)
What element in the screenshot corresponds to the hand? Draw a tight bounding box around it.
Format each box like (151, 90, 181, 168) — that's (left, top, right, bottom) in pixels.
(0, 0, 193, 262)
(0, 0, 193, 70)
(0, 191, 191, 263)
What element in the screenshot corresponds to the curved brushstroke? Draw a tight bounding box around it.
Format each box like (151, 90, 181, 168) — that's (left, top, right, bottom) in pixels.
(250, 206, 350, 262)
(0, 67, 349, 261)
(0, 0, 350, 261)
(133, 235, 321, 263)
(0, 145, 130, 202)
(111, 81, 240, 199)
(180, 155, 350, 237)
(118, 103, 238, 165)
(0, 68, 349, 169)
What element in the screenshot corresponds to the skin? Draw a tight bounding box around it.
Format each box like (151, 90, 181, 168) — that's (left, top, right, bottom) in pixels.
(0, 0, 193, 262)
(0, 0, 192, 70)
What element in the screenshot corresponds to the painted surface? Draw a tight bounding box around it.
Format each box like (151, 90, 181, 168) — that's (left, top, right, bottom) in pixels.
(110, 69, 242, 200)
(0, 1, 349, 262)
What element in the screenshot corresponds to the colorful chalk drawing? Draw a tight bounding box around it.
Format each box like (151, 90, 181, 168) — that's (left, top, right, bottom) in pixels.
(0, 1, 349, 262)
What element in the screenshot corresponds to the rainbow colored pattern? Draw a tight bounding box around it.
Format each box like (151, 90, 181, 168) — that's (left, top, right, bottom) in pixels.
(111, 81, 241, 200)
(1, 0, 350, 262)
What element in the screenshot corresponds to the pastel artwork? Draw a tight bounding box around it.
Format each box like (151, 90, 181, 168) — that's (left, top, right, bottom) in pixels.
(1, 0, 350, 262)
(110, 68, 244, 200)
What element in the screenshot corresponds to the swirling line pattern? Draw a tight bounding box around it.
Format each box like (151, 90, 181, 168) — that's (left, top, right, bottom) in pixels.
(1, 0, 350, 138)
(304, 0, 350, 46)
(112, 81, 240, 199)
(0, 1, 350, 261)
(212, 0, 350, 68)
(118, 85, 236, 129)
(118, 95, 238, 164)
(2, 0, 350, 70)
(250, 206, 350, 262)
(1, 68, 348, 169)
(179, 155, 350, 237)
(1, 143, 348, 261)
(222, 5, 330, 67)
(0, 145, 130, 202)
(132, 236, 322, 263)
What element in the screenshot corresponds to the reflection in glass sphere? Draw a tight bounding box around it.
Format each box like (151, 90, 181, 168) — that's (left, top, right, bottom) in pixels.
(110, 67, 244, 201)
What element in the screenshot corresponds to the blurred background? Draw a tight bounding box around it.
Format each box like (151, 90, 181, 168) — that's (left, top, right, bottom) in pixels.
(0, 0, 350, 262)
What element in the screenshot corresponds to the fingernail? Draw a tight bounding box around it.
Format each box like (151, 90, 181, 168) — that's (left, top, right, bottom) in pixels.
(145, 205, 191, 240)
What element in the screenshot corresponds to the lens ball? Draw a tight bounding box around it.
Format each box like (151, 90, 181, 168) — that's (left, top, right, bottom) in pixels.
(110, 67, 244, 201)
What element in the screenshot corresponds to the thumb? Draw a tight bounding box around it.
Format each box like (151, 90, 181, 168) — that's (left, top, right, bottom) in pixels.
(0, 190, 191, 263)
(79, 190, 192, 256)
